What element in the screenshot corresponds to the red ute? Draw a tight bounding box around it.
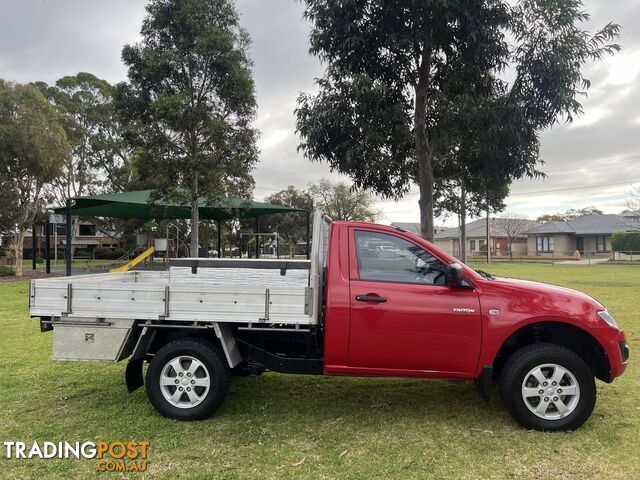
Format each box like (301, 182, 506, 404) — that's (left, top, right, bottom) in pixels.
(33, 217, 629, 430)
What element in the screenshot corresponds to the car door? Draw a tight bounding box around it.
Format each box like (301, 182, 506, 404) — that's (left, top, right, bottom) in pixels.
(347, 228, 482, 376)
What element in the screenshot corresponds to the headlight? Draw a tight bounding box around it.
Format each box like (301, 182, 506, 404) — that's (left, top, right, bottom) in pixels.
(597, 310, 618, 329)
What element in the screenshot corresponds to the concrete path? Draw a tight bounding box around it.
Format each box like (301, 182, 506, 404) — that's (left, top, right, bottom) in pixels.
(554, 258, 610, 265)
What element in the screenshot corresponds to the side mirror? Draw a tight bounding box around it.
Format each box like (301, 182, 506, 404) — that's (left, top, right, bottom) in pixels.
(445, 262, 464, 287)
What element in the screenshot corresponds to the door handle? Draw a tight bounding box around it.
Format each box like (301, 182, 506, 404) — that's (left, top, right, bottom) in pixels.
(355, 295, 387, 303)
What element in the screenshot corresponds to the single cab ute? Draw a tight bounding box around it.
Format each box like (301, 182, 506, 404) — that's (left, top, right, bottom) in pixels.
(29, 211, 629, 430)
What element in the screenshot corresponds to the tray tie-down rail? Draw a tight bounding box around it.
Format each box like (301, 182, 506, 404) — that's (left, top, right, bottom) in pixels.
(170, 258, 311, 276)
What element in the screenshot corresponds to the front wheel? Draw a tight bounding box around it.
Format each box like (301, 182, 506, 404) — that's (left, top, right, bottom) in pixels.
(145, 338, 231, 420)
(500, 343, 596, 431)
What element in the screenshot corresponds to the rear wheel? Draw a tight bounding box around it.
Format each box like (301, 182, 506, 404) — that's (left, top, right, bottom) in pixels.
(146, 338, 231, 420)
(500, 343, 596, 431)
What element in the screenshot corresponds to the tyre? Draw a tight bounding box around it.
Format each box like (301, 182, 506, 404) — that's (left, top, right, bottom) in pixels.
(499, 343, 596, 431)
(145, 337, 231, 420)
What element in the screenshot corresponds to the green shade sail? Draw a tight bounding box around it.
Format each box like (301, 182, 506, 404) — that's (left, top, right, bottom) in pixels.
(52, 190, 305, 221)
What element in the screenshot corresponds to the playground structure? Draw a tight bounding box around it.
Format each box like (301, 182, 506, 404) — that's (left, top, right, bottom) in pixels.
(35, 190, 309, 276)
(109, 246, 156, 273)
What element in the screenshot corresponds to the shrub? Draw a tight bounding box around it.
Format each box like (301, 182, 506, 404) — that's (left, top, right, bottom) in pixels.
(0, 265, 15, 277)
(94, 247, 127, 260)
(611, 231, 640, 252)
(74, 249, 92, 259)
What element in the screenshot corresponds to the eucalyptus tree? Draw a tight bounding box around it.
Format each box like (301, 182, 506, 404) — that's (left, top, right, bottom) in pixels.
(296, 0, 620, 241)
(35, 73, 132, 202)
(263, 186, 315, 257)
(118, 0, 259, 255)
(0, 81, 69, 276)
(309, 178, 379, 222)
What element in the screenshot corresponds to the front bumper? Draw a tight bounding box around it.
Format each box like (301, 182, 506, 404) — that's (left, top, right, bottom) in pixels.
(601, 329, 629, 379)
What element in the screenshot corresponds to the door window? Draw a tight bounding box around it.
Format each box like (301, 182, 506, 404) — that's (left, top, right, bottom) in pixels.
(354, 231, 447, 285)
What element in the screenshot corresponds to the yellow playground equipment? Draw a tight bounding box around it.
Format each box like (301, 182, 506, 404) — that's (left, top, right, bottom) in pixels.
(110, 246, 156, 273)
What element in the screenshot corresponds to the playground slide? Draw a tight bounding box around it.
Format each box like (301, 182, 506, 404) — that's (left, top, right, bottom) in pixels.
(110, 246, 156, 273)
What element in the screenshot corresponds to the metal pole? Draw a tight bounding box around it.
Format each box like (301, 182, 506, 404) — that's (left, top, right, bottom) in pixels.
(486, 206, 490, 264)
(54, 220, 58, 268)
(217, 220, 222, 258)
(255, 217, 260, 259)
(32, 223, 37, 270)
(306, 212, 310, 260)
(276, 233, 280, 259)
(65, 198, 72, 276)
(45, 222, 51, 274)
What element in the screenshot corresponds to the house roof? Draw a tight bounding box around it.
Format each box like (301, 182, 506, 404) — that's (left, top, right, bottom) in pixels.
(391, 223, 447, 237)
(527, 214, 640, 235)
(527, 221, 575, 234)
(620, 209, 640, 219)
(434, 217, 539, 240)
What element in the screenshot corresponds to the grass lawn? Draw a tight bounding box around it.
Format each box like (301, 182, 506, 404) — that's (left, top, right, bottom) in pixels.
(0, 264, 638, 479)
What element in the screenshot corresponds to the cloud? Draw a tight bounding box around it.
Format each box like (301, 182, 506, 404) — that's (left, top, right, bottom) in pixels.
(0, 0, 638, 224)
(0, 0, 146, 84)
(257, 128, 290, 151)
(604, 50, 640, 86)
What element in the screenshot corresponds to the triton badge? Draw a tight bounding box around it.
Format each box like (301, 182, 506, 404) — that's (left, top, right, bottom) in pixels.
(453, 307, 475, 313)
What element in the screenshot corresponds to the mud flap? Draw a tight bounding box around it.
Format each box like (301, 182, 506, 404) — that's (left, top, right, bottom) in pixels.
(124, 327, 156, 393)
(125, 358, 145, 393)
(475, 365, 493, 401)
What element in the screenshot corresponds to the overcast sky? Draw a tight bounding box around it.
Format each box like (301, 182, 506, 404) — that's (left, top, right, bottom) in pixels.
(1, 0, 639, 225)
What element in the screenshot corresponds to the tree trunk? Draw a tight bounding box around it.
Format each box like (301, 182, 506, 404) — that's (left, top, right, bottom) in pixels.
(415, 45, 434, 242)
(509, 239, 513, 261)
(460, 181, 467, 263)
(13, 231, 24, 277)
(69, 216, 78, 258)
(190, 175, 199, 257)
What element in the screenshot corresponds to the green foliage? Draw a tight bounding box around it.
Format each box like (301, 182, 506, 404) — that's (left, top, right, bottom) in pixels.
(0, 266, 14, 277)
(262, 186, 314, 254)
(1, 265, 640, 479)
(309, 178, 378, 222)
(117, 0, 259, 254)
(0, 80, 70, 275)
(35, 73, 133, 200)
(297, 0, 620, 239)
(536, 206, 604, 223)
(611, 232, 640, 252)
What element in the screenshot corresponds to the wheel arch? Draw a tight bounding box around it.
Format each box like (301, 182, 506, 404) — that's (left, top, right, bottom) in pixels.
(143, 324, 241, 368)
(492, 321, 611, 382)
(125, 323, 242, 393)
